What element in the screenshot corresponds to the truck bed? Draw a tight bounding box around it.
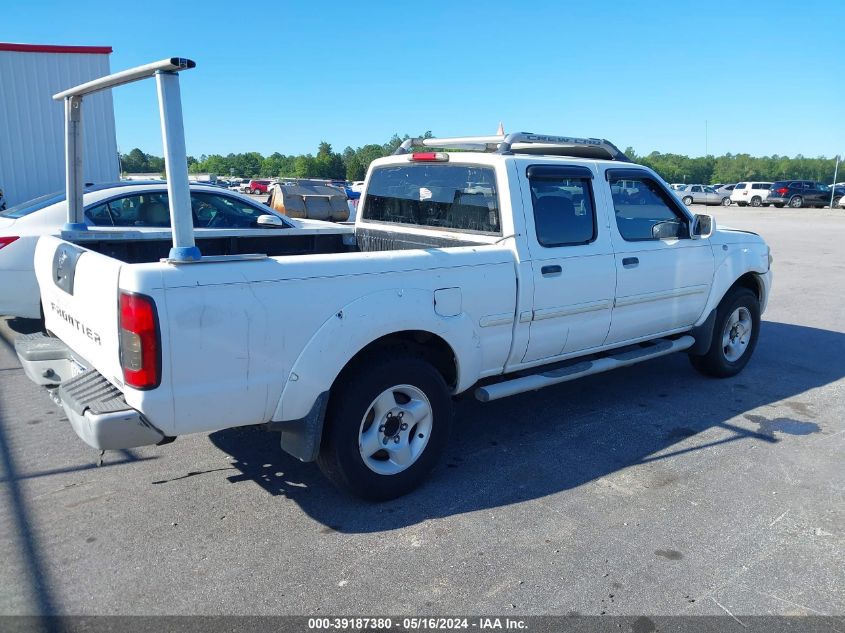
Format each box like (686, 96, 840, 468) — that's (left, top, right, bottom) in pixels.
(73, 225, 490, 263)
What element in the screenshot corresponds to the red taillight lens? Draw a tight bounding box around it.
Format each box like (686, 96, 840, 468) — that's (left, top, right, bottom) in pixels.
(776, 188, 789, 195)
(119, 291, 160, 389)
(410, 152, 449, 162)
(0, 236, 20, 250)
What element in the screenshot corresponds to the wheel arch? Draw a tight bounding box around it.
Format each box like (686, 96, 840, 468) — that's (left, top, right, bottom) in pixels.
(696, 248, 769, 330)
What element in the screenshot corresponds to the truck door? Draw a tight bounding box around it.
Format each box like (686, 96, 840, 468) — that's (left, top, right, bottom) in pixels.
(519, 164, 616, 364)
(604, 169, 715, 344)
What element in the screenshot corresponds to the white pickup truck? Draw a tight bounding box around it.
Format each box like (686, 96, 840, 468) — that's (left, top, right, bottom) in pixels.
(17, 59, 772, 500)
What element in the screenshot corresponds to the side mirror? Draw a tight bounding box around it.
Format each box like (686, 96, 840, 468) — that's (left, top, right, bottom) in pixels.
(256, 214, 286, 228)
(691, 213, 714, 239)
(651, 220, 683, 240)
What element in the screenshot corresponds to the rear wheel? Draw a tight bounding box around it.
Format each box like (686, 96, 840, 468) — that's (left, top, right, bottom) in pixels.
(682, 196, 693, 206)
(317, 354, 452, 500)
(750, 196, 762, 207)
(789, 195, 803, 208)
(721, 197, 731, 206)
(833, 196, 842, 208)
(689, 287, 760, 378)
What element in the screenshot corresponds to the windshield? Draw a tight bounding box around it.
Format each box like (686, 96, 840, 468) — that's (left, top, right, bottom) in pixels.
(0, 191, 64, 219)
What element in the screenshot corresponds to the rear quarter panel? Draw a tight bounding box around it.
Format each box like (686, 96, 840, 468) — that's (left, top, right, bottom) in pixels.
(139, 246, 517, 436)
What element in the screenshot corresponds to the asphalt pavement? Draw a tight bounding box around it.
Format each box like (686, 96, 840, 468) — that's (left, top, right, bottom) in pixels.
(0, 206, 843, 617)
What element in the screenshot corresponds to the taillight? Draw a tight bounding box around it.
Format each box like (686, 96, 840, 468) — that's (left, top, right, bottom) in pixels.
(119, 291, 160, 389)
(776, 188, 789, 196)
(410, 152, 449, 162)
(0, 236, 20, 250)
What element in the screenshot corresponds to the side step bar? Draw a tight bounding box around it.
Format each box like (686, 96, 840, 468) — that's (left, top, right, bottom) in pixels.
(475, 335, 695, 402)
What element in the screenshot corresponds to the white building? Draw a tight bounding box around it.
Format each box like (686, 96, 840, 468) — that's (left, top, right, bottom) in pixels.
(0, 43, 119, 207)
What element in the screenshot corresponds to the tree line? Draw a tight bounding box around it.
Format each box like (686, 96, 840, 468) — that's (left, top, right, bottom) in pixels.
(120, 136, 842, 184)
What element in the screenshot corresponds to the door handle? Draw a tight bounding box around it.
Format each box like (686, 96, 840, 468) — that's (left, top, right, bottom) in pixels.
(541, 264, 562, 276)
(622, 257, 639, 268)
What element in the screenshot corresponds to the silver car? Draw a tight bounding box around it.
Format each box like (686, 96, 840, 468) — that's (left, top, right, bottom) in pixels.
(675, 184, 729, 206)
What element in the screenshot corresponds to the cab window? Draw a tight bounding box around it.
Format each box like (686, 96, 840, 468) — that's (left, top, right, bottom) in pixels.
(363, 164, 500, 235)
(528, 174, 596, 247)
(609, 175, 690, 241)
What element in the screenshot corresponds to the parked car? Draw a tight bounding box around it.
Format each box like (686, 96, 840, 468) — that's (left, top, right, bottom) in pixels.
(766, 181, 843, 208)
(246, 179, 271, 195)
(674, 184, 729, 206)
(0, 182, 352, 319)
(19, 58, 771, 501)
(730, 182, 772, 207)
(0, 186, 5, 211)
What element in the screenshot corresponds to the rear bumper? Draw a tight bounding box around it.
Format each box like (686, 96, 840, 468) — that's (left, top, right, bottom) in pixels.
(15, 334, 166, 450)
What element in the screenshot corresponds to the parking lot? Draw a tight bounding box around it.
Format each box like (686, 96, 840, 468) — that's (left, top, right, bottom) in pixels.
(0, 205, 842, 616)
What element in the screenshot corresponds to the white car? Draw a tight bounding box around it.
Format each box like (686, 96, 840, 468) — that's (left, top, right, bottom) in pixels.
(730, 182, 773, 207)
(0, 181, 352, 319)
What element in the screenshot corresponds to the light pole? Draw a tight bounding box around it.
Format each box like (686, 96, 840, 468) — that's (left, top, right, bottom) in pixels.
(831, 155, 840, 208)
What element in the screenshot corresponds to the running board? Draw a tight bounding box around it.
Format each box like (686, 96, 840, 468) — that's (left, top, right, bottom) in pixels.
(475, 335, 695, 402)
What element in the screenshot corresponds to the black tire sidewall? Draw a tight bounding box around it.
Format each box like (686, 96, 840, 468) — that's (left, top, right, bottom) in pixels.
(318, 356, 452, 500)
(698, 287, 761, 377)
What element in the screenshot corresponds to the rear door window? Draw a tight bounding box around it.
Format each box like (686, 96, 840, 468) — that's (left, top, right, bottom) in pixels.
(527, 167, 596, 247)
(363, 164, 500, 235)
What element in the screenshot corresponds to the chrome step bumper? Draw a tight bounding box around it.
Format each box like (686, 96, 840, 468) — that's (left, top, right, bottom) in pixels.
(15, 334, 165, 450)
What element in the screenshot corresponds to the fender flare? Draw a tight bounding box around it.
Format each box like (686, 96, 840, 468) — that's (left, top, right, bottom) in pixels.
(695, 249, 768, 329)
(271, 287, 483, 422)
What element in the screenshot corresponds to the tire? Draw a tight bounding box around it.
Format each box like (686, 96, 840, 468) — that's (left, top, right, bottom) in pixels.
(682, 196, 693, 206)
(789, 195, 803, 208)
(833, 196, 842, 208)
(317, 353, 452, 500)
(249, 188, 257, 195)
(689, 287, 760, 378)
(750, 196, 762, 207)
(721, 197, 731, 206)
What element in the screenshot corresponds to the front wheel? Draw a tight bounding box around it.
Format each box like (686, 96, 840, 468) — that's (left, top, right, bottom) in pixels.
(789, 195, 803, 208)
(682, 196, 693, 206)
(689, 287, 760, 378)
(317, 354, 452, 500)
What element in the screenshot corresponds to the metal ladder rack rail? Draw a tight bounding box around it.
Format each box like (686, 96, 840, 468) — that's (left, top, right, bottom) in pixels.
(54, 57, 200, 262)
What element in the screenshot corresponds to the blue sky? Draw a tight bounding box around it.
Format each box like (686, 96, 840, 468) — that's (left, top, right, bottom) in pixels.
(5, 0, 844, 158)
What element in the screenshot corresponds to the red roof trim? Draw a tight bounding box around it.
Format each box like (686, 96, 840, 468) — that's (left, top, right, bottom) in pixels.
(0, 43, 112, 55)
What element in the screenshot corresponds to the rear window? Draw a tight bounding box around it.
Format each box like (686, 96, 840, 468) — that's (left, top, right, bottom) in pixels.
(771, 181, 788, 189)
(0, 191, 64, 219)
(363, 164, 500, 235)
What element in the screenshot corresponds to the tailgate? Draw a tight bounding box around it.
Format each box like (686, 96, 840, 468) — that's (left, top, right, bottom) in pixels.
(34, 235, 124, 385)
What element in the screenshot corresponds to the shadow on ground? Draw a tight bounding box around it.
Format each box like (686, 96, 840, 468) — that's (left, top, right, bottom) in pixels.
(207, 320, 842, 532)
